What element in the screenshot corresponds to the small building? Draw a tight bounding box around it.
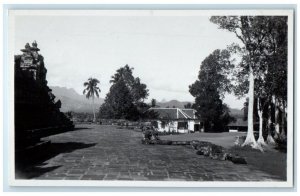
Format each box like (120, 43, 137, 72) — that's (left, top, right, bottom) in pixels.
(227, 118, 248, 132)
(147, 107, 202, 133)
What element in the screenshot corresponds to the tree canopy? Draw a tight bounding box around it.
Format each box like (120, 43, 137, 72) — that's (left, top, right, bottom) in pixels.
(83, 78, 101, 99)
(83, 77, 101, 122)
(189, 49, 235, 132)
(110, 64, 149, 103)
(99, 65, 149, 120)
(210, 16, 288, 148)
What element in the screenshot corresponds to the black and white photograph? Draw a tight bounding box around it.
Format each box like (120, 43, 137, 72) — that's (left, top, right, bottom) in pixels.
(7, 9, 294, 187)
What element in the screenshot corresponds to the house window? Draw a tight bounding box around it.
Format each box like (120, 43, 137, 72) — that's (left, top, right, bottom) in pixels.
(178, 122, 188, 129)
(161, 121, 166, 128)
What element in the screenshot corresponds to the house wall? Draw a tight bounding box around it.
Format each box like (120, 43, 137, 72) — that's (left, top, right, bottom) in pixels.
(155, 120, 200, 133)
(156, 120, 177, 132)
(188, 120, 195, 131)
(227, 126, 248, 132)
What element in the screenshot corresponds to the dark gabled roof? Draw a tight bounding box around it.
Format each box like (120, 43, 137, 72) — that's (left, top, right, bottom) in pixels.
(227, 118, 248, 127)
(182, 109, 195, 118)
(148, 107, 197, 120)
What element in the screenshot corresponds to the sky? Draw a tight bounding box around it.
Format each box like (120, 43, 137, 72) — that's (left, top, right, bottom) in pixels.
(13, 11, 245, 109)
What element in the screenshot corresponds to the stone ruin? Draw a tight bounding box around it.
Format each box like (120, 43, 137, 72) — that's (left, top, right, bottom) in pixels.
(141, 128, 247, 164)
(14, 41, 74, 165)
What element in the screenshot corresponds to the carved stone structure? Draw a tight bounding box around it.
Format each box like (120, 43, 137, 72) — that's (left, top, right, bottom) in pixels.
(14, 41, 74, 164)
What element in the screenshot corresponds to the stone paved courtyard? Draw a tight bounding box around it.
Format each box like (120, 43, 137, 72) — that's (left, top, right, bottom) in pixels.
(18, 124, 283, 181)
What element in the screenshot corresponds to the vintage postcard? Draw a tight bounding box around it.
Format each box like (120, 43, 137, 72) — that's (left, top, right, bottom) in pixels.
(7, 9, 294, 187)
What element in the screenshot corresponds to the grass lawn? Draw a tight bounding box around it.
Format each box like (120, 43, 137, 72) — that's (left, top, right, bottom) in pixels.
(161, 132, 287, 180)
(228, 146, 287, 180)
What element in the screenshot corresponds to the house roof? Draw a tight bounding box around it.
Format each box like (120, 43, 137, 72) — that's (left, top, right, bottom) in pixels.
(182, 109, 195, 118)
(227, 118, 248, 127)
(148, 107, 197, 120)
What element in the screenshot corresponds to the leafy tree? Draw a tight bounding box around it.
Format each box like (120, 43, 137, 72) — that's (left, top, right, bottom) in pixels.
(99, 65, 149, 120)
(83, 77, 101, 122)
(210, 16, 278, 148)
(263, 17, 288, 141)
(110, 64, 149, 103)
(211, 16, 288, 148)
(189, 49, 234, 132)
(184, 102, 192, 109)
(99, 79, 137, 120)
(151, 99, 157, 107)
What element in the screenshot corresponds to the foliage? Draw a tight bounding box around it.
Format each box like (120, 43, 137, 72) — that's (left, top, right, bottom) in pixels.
(190, 49, 234, 99)
(151, 99, 157, 107)
(99, 65, 149, 120)
(83, 77, 101, 122)
(189, 49, 235, 132)
(210, 16, 288, 147)
(99, 79, 137, 120)
(184, 102, 192, 109)
(83, 78, 101, 99)
(263, 17, 288, 103)
(110, 64, 149, 103)
(69, 112, 94, 123)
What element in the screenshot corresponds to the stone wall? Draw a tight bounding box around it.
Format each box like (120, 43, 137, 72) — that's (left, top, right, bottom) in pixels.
(14, 42, 74, 150)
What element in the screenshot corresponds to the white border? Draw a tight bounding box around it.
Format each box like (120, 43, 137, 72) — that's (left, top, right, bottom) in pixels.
(7, 9, 294, 188)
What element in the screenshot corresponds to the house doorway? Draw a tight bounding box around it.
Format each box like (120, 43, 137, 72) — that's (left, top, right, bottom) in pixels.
(194, 124, 200, 132)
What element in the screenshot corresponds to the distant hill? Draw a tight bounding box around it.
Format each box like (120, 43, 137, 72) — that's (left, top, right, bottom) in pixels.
(155, 100, 191, 109)
(50, 86, 104, 113)
(155, 100, 244, 118)
(50, 87, 243, 116)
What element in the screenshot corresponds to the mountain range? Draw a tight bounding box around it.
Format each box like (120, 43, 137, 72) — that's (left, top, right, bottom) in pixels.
(50, 86, 104, 113)
(50, 86, 243, 116)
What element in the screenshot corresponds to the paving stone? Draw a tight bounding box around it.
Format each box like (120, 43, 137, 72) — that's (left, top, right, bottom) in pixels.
(30, 124, 283, 181)
(68, 169, 86, 175)
(64, 176, 81, 180)
(81, 175, 105, 180)
(104, 174, 119, 180)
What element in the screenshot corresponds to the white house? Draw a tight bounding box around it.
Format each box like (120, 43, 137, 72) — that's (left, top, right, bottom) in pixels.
(147, 107, 202, 133)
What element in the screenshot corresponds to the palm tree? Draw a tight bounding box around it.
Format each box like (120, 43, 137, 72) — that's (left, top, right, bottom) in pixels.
(83, 77, 101, 122)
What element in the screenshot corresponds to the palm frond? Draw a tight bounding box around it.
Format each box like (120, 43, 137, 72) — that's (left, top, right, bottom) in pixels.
(83, 77, 101, 99)
(92, 78, 100, 84)
(95, 90, 99, 98)
(86, 90, 92, 99)
(96, 87, 101, 92)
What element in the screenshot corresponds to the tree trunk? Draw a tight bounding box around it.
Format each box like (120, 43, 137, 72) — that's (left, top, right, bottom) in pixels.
(266, 99, 276, 145)
(257, 97, 266, 146)
(242, 66, 259, 149)
(92, 96, 96, 123)
(273, 95, 280, 140)
(280, 100, 287, 140)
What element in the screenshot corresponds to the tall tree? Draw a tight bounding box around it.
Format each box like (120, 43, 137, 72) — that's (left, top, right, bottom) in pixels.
(211, 16, 288, 148)
(189, 49, 234, 132)
(110, 64, 149, 104)
(151, 99, 157, 107)
(99, 65, 149, 120)
(263, 16, 288, 141)
(210, 16, 277, 149)
(99, 79, 137, 120)
(184, 102, 192, 109)
(83, 77, 101, 122)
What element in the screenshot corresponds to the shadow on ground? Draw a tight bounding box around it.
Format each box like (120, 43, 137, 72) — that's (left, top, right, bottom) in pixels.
(15, 142, 96, 179)
(73, 127, 92, 131)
